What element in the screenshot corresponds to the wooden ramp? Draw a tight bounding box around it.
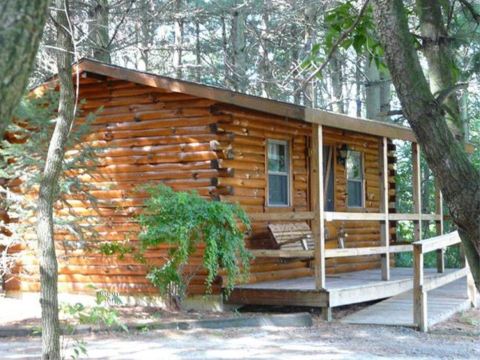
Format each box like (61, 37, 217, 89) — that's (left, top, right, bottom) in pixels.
(341, 277, 473, 327)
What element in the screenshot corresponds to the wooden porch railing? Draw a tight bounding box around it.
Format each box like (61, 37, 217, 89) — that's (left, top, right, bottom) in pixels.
(249, 211, 436, 262)
(249, 126, 449, 294)
(413, 231, 477, 332)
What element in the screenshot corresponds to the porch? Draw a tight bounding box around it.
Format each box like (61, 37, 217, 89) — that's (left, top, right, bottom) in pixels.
(227, 124, 477, 331)
(227, 267, 473, 327)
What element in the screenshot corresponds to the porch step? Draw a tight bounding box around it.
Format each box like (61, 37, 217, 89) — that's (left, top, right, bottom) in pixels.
(341, 277, 474, 328)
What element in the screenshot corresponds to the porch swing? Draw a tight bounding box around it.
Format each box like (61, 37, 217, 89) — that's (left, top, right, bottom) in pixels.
(267, 145, 347, 255)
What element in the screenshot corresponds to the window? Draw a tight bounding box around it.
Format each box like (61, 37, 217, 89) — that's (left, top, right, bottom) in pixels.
(267, 140, 290, 206)
(346, 150, 364, 208)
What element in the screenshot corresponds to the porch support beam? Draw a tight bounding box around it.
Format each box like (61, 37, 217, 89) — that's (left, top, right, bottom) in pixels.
(311, 124, 326, 290)
(413, 244, 427, 332)
(412, 143, 423, 241)
(380, 137, 390, 280)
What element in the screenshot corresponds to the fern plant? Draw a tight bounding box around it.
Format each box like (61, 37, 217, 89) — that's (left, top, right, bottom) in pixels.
(138, 184, 252, 302)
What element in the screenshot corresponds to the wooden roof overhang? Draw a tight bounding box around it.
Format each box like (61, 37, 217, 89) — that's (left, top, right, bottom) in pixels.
(34, 58, 418, 143)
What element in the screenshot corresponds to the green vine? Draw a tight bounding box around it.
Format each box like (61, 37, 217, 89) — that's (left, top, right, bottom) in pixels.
(138, 184, 252, 299)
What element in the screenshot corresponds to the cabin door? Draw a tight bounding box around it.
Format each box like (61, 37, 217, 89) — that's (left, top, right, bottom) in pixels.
(323, 145, 334, 211)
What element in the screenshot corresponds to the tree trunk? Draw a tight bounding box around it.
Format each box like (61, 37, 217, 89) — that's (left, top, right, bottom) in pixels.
(231, 2, 247, 91)
(0, 0, 50, 136)
(355, 55, 363, 117)
(221, 15, 231, 87)
(303, 2, 317, 107)
(415, 0, 463, 139)
(330, 55, 344, 113)
(365, 60, 381, 120)
(372, 0, 480, 290)
(136, 0, 154, 71)
(173, 0, 183, 78)
(365, 61, 390, 121)
(88, 0, 111, 62)
(195, 13, 201, 82)
(291, 22, 302, 105)
(37, 1, 75, 359)
(258, 0, 272, 98)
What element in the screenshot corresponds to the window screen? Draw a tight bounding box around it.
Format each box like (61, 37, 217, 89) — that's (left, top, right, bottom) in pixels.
(346, 150, 364, 207)
(267, 140, 290, 206)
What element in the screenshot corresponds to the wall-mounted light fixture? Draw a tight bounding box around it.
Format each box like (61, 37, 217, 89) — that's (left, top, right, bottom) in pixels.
(337, 144, 348, 166)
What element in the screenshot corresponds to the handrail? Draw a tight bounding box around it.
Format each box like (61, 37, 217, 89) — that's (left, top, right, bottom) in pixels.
(412, 231, 474, 332)
(325, 244, 412, 258)
(250, 249, 314, 258)
(251, 244, 413, 259)
(326, 212, 441, 221)
(249, 211, 441, 222)
(413, 231, 461, 253)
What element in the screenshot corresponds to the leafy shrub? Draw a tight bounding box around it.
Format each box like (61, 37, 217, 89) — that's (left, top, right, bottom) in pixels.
(61, 286, 127, 332)
(61, 286, 127, 359)
(138, 184, 252, 302)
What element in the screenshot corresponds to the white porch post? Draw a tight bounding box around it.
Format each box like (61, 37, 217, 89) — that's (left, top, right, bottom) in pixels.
(311, 124, 325, 290)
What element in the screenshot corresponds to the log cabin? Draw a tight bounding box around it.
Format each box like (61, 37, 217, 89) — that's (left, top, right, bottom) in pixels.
(3, 59, 475, 324)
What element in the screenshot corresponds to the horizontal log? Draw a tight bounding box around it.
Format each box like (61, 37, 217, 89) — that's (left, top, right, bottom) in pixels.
(87, 116, 219, 132)
(68, 142, 213, 159)
(86, 151, 220, 167)
(71, 168, 219, 183)
(84, 126, 214, 141)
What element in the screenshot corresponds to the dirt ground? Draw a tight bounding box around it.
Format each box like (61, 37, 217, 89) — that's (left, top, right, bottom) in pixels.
(1, 311, 479, 359)
(0, 296, 233, 327)
(0, 297, 479, 359)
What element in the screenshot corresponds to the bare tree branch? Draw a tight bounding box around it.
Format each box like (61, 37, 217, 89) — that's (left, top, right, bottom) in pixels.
(434, 82, 469, 105)
(458, 0, 480, 23)
(107, 0, 135, 49)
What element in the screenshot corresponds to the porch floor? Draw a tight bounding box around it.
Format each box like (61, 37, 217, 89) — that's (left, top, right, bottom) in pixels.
(227, 267, 463, 308)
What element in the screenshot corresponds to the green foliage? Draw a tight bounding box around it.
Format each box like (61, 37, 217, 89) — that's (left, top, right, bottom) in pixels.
(0, 92, 101, 249)
(302, 1, 387, 76)
(98, 242, 137, 261)
(61, 286, 127, 332)
(394, 140, 463, 269)
(68, 339, 87, 360)
(60, 286, 127, 359)
(326, 1, 385, 69)
(396, 244, 463, 269)
(138, 184, 252, 299)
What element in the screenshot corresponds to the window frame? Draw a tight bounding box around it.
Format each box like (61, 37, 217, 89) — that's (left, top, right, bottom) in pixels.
(346, 149, 365, 209)
(266, 139, 292, 208)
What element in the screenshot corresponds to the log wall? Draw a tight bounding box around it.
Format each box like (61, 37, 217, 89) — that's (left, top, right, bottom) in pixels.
(7, 77, 225, 296)
(6, 76, 396, 296)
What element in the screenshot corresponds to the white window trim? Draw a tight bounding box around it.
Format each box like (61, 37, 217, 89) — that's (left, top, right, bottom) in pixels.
(267, 139, 291, 207)
(346, 150, 365, 209)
